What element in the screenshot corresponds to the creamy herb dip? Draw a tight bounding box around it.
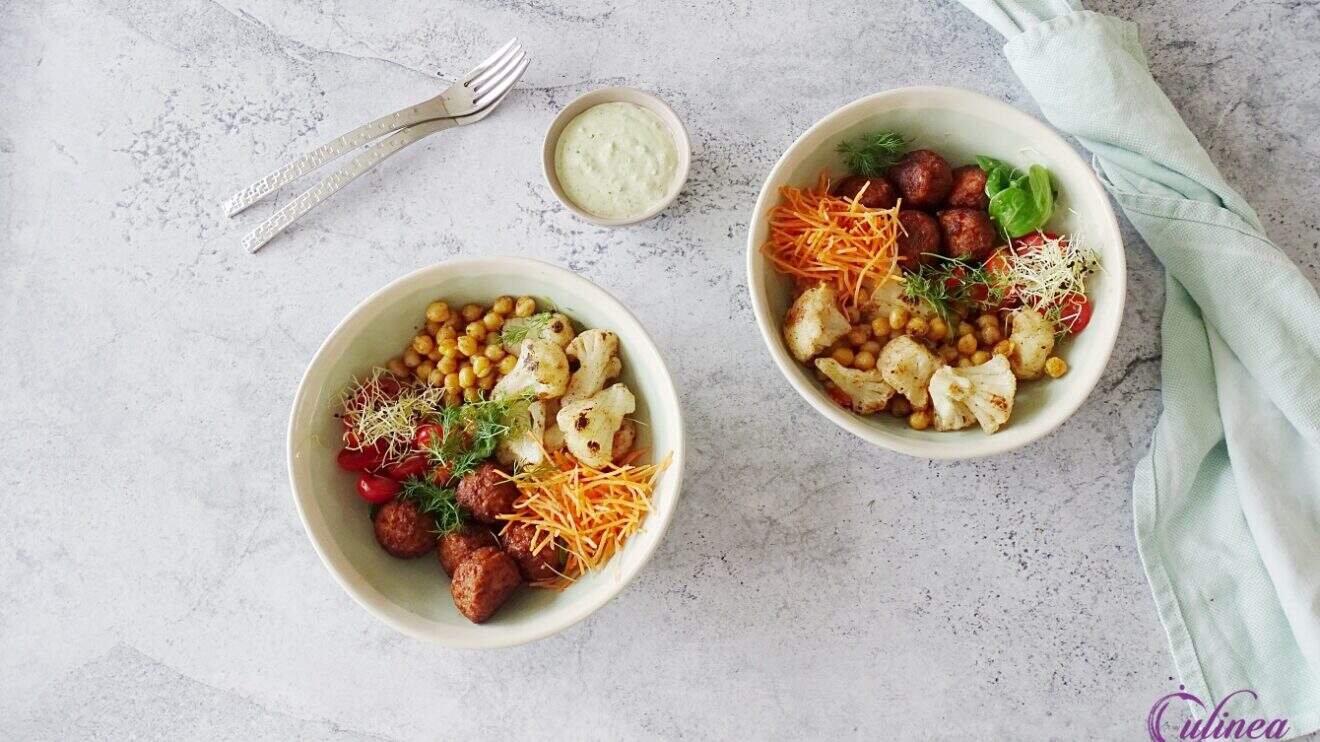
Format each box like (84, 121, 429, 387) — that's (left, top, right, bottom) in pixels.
(554, 102, 678, 220)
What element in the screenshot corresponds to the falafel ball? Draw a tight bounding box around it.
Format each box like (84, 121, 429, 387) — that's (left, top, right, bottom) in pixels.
(456, 462, 518, 524)
(831, 176, 898, 209)
(946, 165, 990, 209)
(438, 524, 499, 577)
(887, 149, 953, 208)
(501, 521, 562, 582)
(895, 210, 942, 268)
(450, 546, 522, 624)
(372, 498, 437, 559)
(937, 207, 997, 263)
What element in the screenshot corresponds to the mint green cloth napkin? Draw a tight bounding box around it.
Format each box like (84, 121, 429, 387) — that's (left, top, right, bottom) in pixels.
(956, 1, 1320, 735)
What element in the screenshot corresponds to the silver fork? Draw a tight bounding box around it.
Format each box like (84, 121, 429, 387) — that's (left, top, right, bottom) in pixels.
(227, 38, 529, 253)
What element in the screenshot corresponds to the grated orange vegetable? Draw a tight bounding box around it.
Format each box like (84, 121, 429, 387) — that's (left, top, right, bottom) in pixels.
(761, 172, 902, 308)
(499, 449, 672, 590)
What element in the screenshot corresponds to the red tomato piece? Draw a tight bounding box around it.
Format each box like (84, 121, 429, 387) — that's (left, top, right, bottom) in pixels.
(385, 454, 429, 481)
(431, 464, 453, 486)
(413, 423, 444, 451)
(1053, 292, 1093, 334)
(356, 474, 400, 504)
(336, 442, 386, 472)
(827, 386, 853, 409)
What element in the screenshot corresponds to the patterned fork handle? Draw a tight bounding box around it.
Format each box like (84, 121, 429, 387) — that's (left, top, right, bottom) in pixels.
(224, 100, 449, 217)
(242, 118, 455, 253)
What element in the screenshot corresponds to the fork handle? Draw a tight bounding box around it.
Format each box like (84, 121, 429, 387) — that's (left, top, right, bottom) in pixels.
(224, 99, 449, 217)
(243, 118, 454, 253)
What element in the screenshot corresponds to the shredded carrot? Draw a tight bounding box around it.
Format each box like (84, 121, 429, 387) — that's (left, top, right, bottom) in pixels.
(499, 450, 672, 590)
(760, 172, 902, 307)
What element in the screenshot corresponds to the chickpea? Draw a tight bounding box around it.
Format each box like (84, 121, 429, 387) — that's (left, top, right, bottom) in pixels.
(435, 337, 456, 356)
(888, 307, 910, 331)
(854, 350, 876, 371)
(456, 335, 479, 357)
(415, 361, 435, 380)
(403, 349, 423, 368)
(478, 373, 496, 391)
(847, 324, 871, 346)
(458, 365, 477, 388)
(939, 345, 960, 363)
(438, 354, 459, 375)
(445, 390, 462, 407)
(426, 350, 441, 362)
(426, 368, 445, 386)
(861, 340, 882, 355)
(890, 397, 912, 417)
(426, 301, 451, 324)
(387, 357, 409, 377)
(465, 322, 488, 342)
(498, 354, 519, 375)
(927, 317, 948, 342)
(473, 355, 494, 378)
(443, 372, 461, 394)
(436, 325, 459, 342)
(482, 312, 504, 332)
(1045, 356, 1069, 378)
(514, 296, 537, 318)
(412, 334, 435, 355)
(976, 313, 999, 330)
(972, 350, 991, 365)
(492, 296, 515, 316)
(870, 317, 891, 339)
(979, 324, 1003, 346)
(906, 316, 928, 337)
(463, 387, 480, 403)
(993, 339, 1015, 357)
(484, 344, 506, 362)
(461, 303, 484, 323)
(425, 320, 441, 335)
(908, 409, 932, 430)
(957, 357, 973, 368)
(956, 333, 978, 356)
(958, 321, 976, 338)
(831, 347, 855, 366)
(444, 313, 463, 331)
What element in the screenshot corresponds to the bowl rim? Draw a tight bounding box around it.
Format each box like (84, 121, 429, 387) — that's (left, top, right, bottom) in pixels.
(744, 85, 1126, 459)
(541, 86, 692, 227)
(286, 256, 686, 647)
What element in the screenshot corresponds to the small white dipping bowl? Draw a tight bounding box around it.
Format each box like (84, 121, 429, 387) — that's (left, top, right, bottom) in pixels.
(746, 86, 1126, 459)
(542, 87, 692, 226)
(287, 257, 685, 647)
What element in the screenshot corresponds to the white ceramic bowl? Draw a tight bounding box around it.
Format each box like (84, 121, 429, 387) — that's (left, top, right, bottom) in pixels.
(542, 87, 692, 226)
(746, 86, 1125, 459)
(287, 257, 685, 647)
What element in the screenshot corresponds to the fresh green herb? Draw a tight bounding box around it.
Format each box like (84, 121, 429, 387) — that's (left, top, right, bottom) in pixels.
(499, 311, 553, 348)
(902, 256, 1009, 319)
(400, 477, 464, 535)
(836, 131, 907, 177)
(426, 393, 534, 479)
(901, 267, 958, 321)
(977, 156, 1055, 238)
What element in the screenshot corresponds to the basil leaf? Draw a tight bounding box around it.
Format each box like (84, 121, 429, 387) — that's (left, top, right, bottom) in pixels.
(988, 187, 1037, 238)
(1027, 164, 1054, 226)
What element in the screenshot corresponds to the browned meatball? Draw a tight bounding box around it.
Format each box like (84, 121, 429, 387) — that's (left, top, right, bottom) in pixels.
(437, 524, 499, 577)
(896, 210, 942, 268)
(937, 208, 997, 263)
(947, 165, 989, 209)
(831, 176, 898, 209)
(501, 521, 561, 582)
(888, 149, 953, 208)
(456, 462, 518, 524)
(372, 499, 437, 559)
(450, 546, 521, 624)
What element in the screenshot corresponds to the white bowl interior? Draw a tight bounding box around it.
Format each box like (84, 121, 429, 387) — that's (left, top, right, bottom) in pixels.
(288, 258, 684, 647)
(747, 87, 1125, 458)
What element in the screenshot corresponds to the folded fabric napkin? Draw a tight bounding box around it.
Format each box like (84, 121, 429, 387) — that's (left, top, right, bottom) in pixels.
(954, 0, 1320, 736)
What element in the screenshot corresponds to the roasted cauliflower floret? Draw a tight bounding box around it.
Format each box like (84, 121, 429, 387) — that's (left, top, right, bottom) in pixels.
(928, 354, 1017, 434)
(783, 283, 850, 363)
(1008, 306, 1055, 380)
(611, 418, 637, 463)
(865, 278, 931, 322)
(492, 339, 569, 401)
(556, 384, 635, 468)
(497, 400, 547, 468)
(877, 335, 940, 409)
(814, 358, 895, 414)
(542, 399, 566, 452)
(501, 312, 576, 353)
(563, 329, 620, 404)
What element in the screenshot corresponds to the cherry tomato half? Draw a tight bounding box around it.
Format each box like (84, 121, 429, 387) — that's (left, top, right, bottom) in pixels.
(431, 464, 453, 486)
(1052, 292, 1093, 335)
(1011, 232, 1062, 253)
(336, 443, 386, 472)
(413, 423, 444, 451)
(385, 454, 430, 481)
(827, 386, 853, 409)
(356, 473, 400, 504)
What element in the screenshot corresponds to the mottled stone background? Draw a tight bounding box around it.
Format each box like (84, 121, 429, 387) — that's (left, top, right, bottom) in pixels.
(2, 0, 1316, 739)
